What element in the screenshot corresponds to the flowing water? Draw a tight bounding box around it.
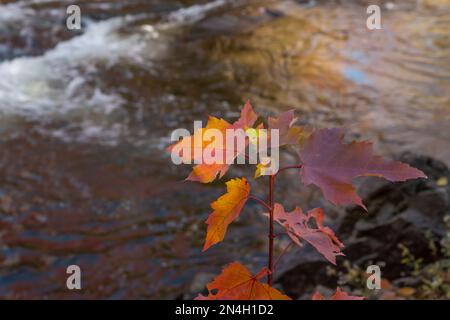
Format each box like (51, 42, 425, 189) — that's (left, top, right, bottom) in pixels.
(0, 0, 449, 298)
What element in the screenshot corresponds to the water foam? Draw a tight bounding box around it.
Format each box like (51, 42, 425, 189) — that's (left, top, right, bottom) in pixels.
(0, 0, 229, 117)
(0, 0, 229, 143)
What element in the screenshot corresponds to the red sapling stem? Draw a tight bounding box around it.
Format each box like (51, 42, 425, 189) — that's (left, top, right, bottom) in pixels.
(268, 175, 275, 285)
(267, 165, 302, 285)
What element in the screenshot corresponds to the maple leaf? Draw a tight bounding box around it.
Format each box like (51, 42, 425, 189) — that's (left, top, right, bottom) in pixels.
(270, 203, 344, 265)
(167, 102, 258, 183)
(246, 122, 266, 146)
(253, 110, 309, 178)
(233, 100, 258, 129)
(196, 262, 291, 300)
(299, 128, 427, 209)
(167, 116, 231, 163)
(268, 110, 304, 147)
(312, 287, 364, 300)
(203, 178, 250, 251)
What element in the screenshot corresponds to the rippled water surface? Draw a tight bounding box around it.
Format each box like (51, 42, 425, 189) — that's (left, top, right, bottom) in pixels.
(0, 0, 449, 298)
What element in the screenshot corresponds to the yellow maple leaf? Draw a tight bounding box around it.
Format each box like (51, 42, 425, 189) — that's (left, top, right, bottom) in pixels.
(203, 178, 250, 251)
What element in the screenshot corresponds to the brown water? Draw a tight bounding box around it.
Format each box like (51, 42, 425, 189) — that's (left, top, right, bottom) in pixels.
(0, 0, 449, 299)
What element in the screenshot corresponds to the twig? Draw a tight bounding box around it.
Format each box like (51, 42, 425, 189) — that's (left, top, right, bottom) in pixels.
(247, 195, 271, 211)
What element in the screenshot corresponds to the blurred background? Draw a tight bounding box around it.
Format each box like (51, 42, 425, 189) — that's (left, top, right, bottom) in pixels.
(0, 0, 449, 299)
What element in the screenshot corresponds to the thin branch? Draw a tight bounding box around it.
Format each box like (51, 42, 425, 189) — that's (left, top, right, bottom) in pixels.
(247, 195, 271, 211)
(275, 164, 303, 177)
(266, 165, 302, 286)
(268, 175, 275, 286)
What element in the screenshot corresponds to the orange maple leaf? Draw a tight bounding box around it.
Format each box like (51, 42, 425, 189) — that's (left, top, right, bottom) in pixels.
(312, 287, 364, 300)
(196, 262, 291, 300)
(167, 101, 258, 183)
(203, 178, 250, 251)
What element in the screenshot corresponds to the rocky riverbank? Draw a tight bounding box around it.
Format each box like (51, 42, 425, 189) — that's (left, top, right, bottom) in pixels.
(277, 153, 450, 299)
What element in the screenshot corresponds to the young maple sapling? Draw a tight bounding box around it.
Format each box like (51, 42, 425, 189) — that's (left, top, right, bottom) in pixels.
(167, 102, 426, 300)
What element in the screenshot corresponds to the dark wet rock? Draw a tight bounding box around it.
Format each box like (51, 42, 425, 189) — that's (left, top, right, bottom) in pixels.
(185, 3, 287, 40)
(277, 154, 450, 298)
(276, 256, 338, 298)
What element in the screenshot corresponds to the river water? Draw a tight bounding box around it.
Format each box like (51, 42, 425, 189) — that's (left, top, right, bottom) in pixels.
(0, 0, 449, 299)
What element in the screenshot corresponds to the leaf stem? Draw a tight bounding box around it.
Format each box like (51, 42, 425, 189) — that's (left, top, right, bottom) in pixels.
(247, 195, 271, 211)
(266, 164, 302, 286)
(275, 164, 303, 177)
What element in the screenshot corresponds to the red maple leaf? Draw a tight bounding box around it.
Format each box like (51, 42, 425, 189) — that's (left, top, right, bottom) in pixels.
(299, 128, 426, 209)
(270, 203, 344, 265)
(267, 110, 304, 147)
